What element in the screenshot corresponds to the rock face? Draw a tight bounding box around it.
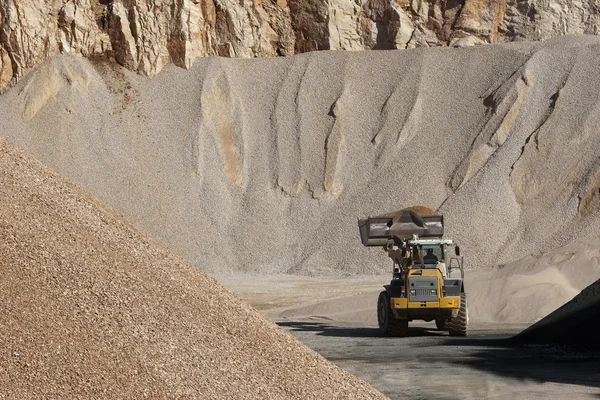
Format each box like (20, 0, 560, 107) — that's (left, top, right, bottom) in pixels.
(0, 0, 109, 90)
(0, 0, 598, 90)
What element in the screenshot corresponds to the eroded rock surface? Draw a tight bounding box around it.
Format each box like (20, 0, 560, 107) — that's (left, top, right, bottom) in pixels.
(0, 0, 598, 90)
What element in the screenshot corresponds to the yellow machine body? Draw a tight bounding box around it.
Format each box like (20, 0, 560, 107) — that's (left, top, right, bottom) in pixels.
(390, 269, 460, 321)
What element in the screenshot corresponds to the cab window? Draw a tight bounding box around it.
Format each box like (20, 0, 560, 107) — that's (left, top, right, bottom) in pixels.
(420, 245, 444, 264)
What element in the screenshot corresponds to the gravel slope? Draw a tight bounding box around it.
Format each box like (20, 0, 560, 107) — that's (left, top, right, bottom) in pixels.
(0, 138, 385, 399)
(1, 35, 599, 276)
(515, 275, 600, 345)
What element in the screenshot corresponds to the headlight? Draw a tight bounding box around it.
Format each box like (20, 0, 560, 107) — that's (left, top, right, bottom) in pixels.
(430, 289, 437, 294)
(410, 289, 416, 295)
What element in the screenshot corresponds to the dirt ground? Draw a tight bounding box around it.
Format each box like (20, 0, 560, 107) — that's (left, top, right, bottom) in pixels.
(219, 274, 600, 399)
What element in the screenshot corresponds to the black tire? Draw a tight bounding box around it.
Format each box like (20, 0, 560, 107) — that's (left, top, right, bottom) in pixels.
(448, 293, 468, 337)
(435, 318, 447, 331)
(377, 291, 408, 337)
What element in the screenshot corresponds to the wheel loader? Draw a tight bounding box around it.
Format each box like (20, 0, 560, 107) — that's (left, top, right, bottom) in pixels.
(358, 208, 468, 336)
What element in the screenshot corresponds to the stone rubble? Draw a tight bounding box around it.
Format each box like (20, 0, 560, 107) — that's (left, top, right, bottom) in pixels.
(0, 137, 387, 399)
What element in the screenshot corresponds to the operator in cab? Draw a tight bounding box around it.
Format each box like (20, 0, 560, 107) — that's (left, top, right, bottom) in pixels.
(424, 248, 439, 264)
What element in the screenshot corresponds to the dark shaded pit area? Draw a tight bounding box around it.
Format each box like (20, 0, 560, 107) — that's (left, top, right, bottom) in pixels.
(279, 321, 600, 400)
(516, 278, 600, 346)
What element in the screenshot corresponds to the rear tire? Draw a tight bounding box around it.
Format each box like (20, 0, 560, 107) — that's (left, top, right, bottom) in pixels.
(448, 293, 468, 337)
(377, 291, 408, 337)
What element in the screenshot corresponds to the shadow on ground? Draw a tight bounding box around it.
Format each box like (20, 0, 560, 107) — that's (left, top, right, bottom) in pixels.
(441, 337, 600, 390)
(277, 321, 443, 338)
(278, 321, 600, 392)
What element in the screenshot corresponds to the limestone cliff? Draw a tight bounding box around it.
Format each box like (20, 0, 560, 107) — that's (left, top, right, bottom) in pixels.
(0, 0, 598, 90)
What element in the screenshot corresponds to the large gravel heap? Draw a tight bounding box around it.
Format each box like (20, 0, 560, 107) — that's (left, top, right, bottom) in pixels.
(1, 35, 600, 276)
(0, 138, 385, 399)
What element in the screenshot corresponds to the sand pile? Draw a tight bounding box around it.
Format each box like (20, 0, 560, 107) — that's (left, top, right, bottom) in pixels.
(0, 138, 385, 398)
(1, 36, 600, 277)
(467, 235, 600, 324)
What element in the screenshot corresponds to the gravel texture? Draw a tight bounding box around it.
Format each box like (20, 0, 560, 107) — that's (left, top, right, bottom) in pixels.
(515, 272, 600, 345)
(1, 36, 600, 276)
(0, 138, 386, 399)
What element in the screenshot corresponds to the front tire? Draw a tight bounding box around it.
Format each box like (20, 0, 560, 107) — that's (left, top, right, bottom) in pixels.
(435, 318, 447, 331)
(377, 291, 408, 337)
(448, 293, 468, 337)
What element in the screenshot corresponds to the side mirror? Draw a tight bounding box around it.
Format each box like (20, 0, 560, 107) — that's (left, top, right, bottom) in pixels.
(455, 246, 461, 256)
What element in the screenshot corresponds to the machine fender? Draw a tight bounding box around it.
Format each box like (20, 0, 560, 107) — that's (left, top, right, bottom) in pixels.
(383, 284, 391, 296)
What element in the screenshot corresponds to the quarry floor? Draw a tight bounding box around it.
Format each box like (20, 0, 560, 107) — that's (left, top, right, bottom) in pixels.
(220, 274, 600, 400)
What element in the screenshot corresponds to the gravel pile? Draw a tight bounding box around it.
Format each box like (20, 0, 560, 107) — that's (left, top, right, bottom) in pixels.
(0, 36, 599, 277)
(0, 138, 386, 399)
(515, 276, 600, 346)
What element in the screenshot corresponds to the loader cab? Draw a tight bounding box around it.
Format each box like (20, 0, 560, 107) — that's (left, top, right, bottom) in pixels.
(409, 241, 449, 268)
(411, 244, 445, 268)
(406, 239, 456, 279)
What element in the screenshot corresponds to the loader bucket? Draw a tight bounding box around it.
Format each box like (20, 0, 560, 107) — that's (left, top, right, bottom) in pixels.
(358, 210, 444, 246)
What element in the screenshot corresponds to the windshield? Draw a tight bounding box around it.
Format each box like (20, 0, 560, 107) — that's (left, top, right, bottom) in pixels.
(411, 244, 444, 266)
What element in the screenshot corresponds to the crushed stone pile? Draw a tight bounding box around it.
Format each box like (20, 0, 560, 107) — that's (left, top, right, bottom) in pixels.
(1, 35, 600, 277)
(0, 138, 385, 399)
(515, 276, 600, 346)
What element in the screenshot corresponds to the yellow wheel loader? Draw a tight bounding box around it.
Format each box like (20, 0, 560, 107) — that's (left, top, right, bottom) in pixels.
(358, 209, 468, 337)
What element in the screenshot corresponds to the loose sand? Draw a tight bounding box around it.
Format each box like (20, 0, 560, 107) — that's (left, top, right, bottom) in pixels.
(0, 138, 385, 398)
